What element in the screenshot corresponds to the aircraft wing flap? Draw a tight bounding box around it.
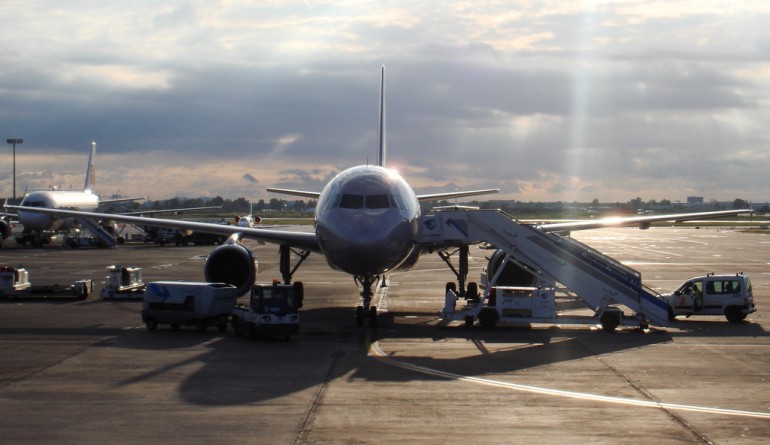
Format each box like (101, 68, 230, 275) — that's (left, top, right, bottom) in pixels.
(5, 205, 320, 251)
(539, 209, 752, 232)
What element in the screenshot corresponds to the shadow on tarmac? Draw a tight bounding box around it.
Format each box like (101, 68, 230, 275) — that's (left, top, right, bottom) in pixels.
(16, 305, 755, 407)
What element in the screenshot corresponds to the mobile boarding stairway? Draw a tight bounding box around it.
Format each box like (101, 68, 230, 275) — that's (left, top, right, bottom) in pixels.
(417, 209, 670, 330)
(74, 217, 118, 247)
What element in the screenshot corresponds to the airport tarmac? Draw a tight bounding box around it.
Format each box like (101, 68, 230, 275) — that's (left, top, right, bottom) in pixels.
(0, 226, 768, 444)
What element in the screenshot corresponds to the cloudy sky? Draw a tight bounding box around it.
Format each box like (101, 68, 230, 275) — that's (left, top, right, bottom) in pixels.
(1, 1, 769, 203)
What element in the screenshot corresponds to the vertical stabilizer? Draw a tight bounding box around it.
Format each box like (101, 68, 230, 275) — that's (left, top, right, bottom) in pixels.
(84, 142, 96, 193)
(378, 65, 386, 167)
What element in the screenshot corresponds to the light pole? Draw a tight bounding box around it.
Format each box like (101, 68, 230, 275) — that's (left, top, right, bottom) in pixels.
(6, 138, 22, 200)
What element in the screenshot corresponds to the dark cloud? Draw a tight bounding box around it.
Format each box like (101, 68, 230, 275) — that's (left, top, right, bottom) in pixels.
(1, 2, 769, 202)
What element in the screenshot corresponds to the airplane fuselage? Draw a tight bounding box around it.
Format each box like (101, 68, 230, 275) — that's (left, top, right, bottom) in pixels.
(315, 165, 420, 277)
(17, 191, 99, 231)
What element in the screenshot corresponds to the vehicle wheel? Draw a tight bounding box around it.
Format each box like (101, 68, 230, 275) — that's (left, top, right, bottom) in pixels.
(725, 307, 746, 323)
(195, 321, 207, 332)
(232, 318, 244, 337)
(355, 306, 364, 327)
(170, 324, 180, 330)
(478, 308, 499, 329)
(294, 281, 304, 308)
(464, 315, 474, 328)
(145, 319, 158, 331)
(216, 321, 228, 333)
(600, 309, 621, 333)
(369, 306, 378, 327)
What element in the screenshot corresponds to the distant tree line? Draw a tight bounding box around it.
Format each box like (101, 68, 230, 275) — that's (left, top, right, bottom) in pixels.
(138, 196, 317, 214)
(132, 195, 762, 216)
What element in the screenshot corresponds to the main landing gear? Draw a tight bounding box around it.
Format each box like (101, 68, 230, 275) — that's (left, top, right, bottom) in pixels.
(437, 245, 479, 301)
(355, 275, 379, 327)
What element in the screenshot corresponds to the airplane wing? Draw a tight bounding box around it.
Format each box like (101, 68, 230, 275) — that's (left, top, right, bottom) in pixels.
(118, 206, 223, 216)
(538, 209, 752, 232)
(266, 188, 321, 199)
(416, 189, 499, 202)
(100, 196, 148, 204)
(268, 187, 501, 202)
(4, 205, 320, 251)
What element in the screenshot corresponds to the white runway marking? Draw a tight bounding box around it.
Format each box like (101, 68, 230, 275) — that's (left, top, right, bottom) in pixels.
(370, 341, 770, 420)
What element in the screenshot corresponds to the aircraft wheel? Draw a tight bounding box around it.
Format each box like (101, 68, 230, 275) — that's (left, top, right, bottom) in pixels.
(355, 306, 364, 327)
(466, 282, 478, 300)
(369, 306, 378, 326)
(464, 316, 474, 328)
(145, 319, 158, 331)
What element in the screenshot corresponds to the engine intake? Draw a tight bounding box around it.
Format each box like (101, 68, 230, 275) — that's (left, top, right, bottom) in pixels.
(485, 249, 537, 287)
(204, 243, 257, 296)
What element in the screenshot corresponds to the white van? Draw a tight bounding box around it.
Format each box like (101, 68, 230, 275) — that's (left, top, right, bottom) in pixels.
(661, 273, 756, 323)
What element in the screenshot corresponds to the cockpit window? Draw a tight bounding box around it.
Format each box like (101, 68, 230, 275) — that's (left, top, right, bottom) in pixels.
(391, 194, 407, 211)
(365, 194, 390, 209)
(340, 194, 364, 209)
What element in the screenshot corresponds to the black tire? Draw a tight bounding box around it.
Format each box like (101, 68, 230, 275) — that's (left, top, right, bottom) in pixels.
(600, 310, 621, 333)
(478, 308, 499, 329)
(466, 282, 478, 300)
(445, 282, 457, 294)
(355, 306, 364, 327)
(725, 307, 746, 323)
(170, 324, 180, 330)
(232, 318, 244, 337)
(145, 319, 158, 331)
(464, 315, 474, 328)
(369, 306, 378, 327)
(195, 321, 207, 332)
(294, 281, 304, 308)
(216, 321, 228, 333)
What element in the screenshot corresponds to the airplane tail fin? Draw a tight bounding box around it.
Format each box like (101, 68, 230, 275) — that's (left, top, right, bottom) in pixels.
(378, 65, 386, 167)
(83, 142, 96, 193)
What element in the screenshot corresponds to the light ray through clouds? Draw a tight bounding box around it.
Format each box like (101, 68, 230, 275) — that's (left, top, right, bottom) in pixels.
(1, 1, 769, 203)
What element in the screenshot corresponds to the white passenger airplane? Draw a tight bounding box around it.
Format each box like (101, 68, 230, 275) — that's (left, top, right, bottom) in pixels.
(7, 67, 751, 324)
(12, 142, 147, 246)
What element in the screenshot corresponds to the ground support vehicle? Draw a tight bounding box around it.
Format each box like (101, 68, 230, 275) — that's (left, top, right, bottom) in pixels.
(100, 265, 145, 299)
(442, 281, 639, 333)
(0, 266, 92, 299)
(660, 273, 756, 323)
(0, 266, 31, 296)
(231, 282, 302, 339)
(142, 281, 238, 332)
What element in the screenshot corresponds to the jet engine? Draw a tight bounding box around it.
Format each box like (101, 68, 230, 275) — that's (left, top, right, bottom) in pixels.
(204, 243, 257, 296)
(0, 218, 11, 241)
(485, 249, 538, 287)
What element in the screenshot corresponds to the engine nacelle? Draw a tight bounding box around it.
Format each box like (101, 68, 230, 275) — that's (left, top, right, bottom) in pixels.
(204, 243, 257, 296)
(485, 249, 537, 287)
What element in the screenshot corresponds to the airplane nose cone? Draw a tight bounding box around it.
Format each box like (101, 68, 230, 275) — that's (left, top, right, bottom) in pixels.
(317, 211, 415, 275)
